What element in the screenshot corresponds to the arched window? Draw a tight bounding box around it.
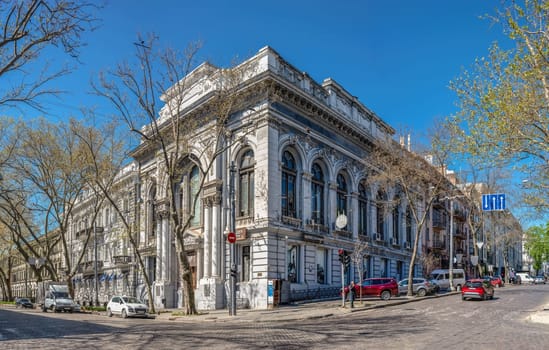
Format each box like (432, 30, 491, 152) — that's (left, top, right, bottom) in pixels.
(336, 173, 348, 229)
(376, 190, 385, 240)
(311, 163, 324, 225)
(281, 151, 297, 218)
(358, 181, 368, 235)
(238, 149, 254, 217)
(189, 165, 201, 227)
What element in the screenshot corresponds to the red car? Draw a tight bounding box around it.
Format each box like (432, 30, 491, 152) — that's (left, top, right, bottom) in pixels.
(483, 275, 504, 288)
(462, 279, 495, 301)
(490, 276, 504, 288)
(343, 278, 399, 300)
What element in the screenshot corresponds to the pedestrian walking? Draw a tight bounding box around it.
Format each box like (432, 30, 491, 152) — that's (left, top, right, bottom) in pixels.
(348, 281, 356, 308)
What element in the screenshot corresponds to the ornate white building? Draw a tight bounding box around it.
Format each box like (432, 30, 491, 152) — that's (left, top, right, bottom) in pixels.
(70, 47, 423, 310)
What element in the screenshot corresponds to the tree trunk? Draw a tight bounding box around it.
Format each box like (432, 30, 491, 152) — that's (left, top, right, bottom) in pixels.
(178, 250, 197, 315)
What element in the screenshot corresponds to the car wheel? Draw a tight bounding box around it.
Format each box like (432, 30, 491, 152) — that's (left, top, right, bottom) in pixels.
(417, 288, 427, 297)
(462, 296, 466, 301)
(107, 308, 113, 317)
(380, 290, 391, 301)
(122, 309, 128, 319)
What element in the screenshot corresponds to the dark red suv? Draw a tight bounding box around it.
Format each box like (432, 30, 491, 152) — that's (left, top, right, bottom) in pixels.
(344, 278, 399, 300)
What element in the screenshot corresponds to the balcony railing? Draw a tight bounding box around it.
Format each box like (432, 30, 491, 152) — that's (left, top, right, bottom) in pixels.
(281, 216, 302, 228)
(432, 239, 446, 250)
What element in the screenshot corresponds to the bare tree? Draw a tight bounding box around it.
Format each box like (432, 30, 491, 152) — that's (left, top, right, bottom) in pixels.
(71, 115, 159, 312)
(350, 239, 368, 303)
(93, 35, 262, 315)
(0, 118, 109, 299)
(0, 0, 99, 113)
(366, 134, 452, 297)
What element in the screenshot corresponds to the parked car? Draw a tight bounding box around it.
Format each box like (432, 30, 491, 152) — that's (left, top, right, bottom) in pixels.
(429, 269, 466, 291)
(106, 296, 149, 318)
(516, 272, 535, 284)
(343, 278, 399, 300)
(398, 278, 435, 296)
(15, 297, 33, 309)
(534, 275, 546, 284)
(462, 279, 495, 301)
(483, 275, 504, 288)
(428, 279, 441, 293)
(490, 275, 504, 288)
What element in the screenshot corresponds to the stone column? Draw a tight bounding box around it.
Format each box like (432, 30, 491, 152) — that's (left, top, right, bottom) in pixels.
(162, 216, 169, 281)
(155, 213, 163, 281)
(211, 202, 220, 276)
(203, 202, 211, 278)
(302, 172, 312, 223)
(328, 182, 337, 232)
(350, 192, 358, 239)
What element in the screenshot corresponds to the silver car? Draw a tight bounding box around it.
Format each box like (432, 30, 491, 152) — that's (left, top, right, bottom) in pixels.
(106, 296, 149, 318)
(398, 278, 435, 297)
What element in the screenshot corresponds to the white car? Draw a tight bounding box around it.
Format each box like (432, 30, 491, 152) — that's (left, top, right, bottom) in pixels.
(516, 272, 535, 284)
(106, 296, 149, 318)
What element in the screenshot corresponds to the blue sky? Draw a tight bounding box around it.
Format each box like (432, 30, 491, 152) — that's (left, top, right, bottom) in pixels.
(26, 1, 509, 140)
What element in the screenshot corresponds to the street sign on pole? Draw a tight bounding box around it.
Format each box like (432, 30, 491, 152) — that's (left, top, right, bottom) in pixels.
(481, 193, 506, 211)
(227, 232, 236, 244)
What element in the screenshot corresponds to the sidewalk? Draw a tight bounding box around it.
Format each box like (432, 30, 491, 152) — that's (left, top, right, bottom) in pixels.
(155, 290, 549, 324)
(155, 293, 453, 323)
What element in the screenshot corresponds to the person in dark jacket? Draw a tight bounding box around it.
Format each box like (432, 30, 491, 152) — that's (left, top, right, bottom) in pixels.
(348, 281, 356, 308)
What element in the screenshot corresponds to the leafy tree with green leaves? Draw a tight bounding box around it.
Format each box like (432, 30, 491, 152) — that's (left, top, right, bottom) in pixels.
(447, 0, 549, 214)
(525, 223, 549, 274)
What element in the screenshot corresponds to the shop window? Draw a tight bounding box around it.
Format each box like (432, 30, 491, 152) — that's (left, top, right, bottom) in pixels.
(287, 244, 300, 283)
(316, 248, 327, 284)
(241, 245, 251, 282)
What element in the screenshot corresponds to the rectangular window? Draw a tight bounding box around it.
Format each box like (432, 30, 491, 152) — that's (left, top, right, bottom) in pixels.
(316, 248, 327, 284)
(287, 244, 300, 283)
(241, 245, 250, 282)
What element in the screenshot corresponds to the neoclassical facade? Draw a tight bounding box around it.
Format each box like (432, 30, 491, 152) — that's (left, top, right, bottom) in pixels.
(0, 47, 525, 307)
(67, 47, 431, 309)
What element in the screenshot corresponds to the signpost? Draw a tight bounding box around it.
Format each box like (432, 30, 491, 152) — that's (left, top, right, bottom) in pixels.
(227, 232, 236, 244)
(482, 193, 506, 211)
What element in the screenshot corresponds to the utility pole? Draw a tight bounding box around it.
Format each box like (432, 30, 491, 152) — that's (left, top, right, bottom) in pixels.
(229, 161, 237, 316)
(93, 222, 99, 306)
(449, 199, 454, 292)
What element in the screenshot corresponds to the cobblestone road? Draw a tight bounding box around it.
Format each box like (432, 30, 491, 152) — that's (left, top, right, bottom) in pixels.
(1, 284, 548, 349)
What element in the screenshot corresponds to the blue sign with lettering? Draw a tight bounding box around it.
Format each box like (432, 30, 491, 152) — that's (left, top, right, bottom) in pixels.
(482, 193, 506, 211)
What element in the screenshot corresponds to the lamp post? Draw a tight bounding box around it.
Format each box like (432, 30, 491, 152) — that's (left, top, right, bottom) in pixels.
(449, 198, 455, 291)
(444, 195, 466, 291)
(93, 222, 99, 307)
(93, 224, 104, 307)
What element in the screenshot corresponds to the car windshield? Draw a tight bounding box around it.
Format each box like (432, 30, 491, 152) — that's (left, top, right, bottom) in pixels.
(53, 292, 69, 298)
(466, 282, 483, 288)
(122, 297, 142, 304)
(19, 298, 30, 302)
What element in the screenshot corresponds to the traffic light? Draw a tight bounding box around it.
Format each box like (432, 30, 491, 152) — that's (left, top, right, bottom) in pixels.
(338, 249, 345, 264)
(338, 249, 351, 268)
(344, 254, 351, 268)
